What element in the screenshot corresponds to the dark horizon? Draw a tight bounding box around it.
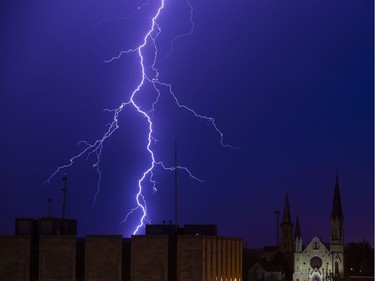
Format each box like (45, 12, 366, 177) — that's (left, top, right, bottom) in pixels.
(5, 179, 373, 248)
(0, 0, 373, 248)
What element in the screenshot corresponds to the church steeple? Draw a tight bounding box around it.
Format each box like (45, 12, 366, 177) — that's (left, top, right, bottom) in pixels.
(282, 191, 291, 224)
(330, 170, 344, 277)
(294, 215, 302, 240)
(331, 171, 343, 220)
(280, 191, 293, 254)
(293, 215, 303, 253)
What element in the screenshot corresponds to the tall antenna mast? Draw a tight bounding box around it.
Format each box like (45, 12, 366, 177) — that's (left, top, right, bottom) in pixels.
(174, 141, 178, 228)
(62, 174, 68, 219)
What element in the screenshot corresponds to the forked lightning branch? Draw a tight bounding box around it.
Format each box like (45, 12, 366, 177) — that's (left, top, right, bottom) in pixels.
(46, 0, 235, 235)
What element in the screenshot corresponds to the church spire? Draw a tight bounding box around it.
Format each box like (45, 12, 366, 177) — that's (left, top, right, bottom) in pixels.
(330, 170, 344, 277)
(294, 215, 302, 239)
(282, 191, 291, 224)
(294, 215, 303, 253)
(280, 191, 293, 254)
(331, 170, 343, 220)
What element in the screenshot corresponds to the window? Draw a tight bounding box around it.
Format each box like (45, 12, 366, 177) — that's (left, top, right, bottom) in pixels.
(310, 257, 323, 269)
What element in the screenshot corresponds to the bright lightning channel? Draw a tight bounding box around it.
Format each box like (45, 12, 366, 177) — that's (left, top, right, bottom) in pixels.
(45, 0, 236, 235)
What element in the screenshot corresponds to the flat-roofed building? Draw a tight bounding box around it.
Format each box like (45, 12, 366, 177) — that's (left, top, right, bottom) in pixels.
(178, 235, 242, 281)
(131, 234, 170, 281)
(39, 235, 76, 281)
(132, 224, 242, 281)
(2, 218, 241, 281)
(85, 235, 123, 281)
(0, 236, 31, 281)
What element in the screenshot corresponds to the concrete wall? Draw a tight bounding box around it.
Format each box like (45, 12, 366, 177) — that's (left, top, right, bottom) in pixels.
(177, 236, 204, 281)
(85, 235, 122, 281)
(39, 235, 76, 281)
(2, 222, 242, 281)
(131, 235, 169, 281)
(177, 236, 242, 281)
(0, 236, 30, 281)
(210, 237, 242, 281)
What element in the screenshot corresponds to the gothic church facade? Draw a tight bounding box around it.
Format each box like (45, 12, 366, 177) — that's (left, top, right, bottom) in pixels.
(280, 173, 344, 281)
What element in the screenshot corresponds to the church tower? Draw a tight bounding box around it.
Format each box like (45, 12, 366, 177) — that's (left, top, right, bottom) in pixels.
(292, 215, 304, 281)
(293, 215, 303, 253)
(330, 171, 344, 277)
(280, 192, 293, 254)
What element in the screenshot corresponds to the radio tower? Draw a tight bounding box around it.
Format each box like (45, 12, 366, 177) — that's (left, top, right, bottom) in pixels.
(62, 174, 69, 219)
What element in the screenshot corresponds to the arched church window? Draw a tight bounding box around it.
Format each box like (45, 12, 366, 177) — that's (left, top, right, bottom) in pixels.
(335, 262, 339, 275)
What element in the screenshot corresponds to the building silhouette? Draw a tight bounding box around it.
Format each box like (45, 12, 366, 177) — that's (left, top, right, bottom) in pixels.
(292, 173, 344, 281)
(248, 172, 345, 281)
(248, 261, 283, 281)
(0, 220, 242, 281)
(280, 192, 293, 255)
(132, 224, 242, 281)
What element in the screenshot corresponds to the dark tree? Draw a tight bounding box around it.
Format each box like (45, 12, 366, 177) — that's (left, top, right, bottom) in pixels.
(243, 247, 264, 281)
(272, 251, 293, 281)
(345, 241, 374, 276)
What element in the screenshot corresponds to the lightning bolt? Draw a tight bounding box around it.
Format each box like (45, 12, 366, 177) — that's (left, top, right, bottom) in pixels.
(92, 0, 151, 28)
(161, 0, 194, 61)
(45, 0, 236, 235)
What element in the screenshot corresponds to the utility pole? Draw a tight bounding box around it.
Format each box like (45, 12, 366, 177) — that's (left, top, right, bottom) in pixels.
(174, 141, 178, 230)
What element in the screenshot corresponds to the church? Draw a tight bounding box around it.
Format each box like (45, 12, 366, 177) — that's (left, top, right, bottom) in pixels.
(279, 173, 344, 281)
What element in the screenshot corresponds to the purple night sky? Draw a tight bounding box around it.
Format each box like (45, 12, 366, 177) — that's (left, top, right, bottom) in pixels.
(0, 0, 373, 248)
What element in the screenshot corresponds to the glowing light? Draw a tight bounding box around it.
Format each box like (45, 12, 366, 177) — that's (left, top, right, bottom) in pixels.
(162, 0, 194, 61)
(45, 0, 235, 235)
